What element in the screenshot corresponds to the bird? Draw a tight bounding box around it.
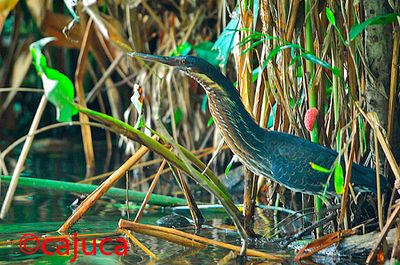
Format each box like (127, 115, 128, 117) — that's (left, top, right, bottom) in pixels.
(132, 52, 385, 197)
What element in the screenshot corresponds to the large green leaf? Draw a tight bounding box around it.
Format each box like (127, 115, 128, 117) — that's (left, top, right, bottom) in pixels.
(169, 41, 192, 56)
(193, 41, 220, 67)
(350, 13, 400, 41)
(212, 12, 240, 67)
(301, 52, 340, 76)
(30, 37, 77, 122)
(42, 68, 77, 122)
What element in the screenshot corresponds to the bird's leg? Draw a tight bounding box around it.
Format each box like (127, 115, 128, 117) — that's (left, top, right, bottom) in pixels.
(243, 170, 257, 237)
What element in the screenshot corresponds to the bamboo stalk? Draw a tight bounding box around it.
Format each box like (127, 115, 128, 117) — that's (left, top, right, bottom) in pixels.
(237, 1, 256, 238)
(75, 18, 95, 177)
(134, 159, 167, 223)
(387, 25, 399, 141)
(0, 95, 47, 219)
(305, 0, 322, 238)
(285, 0, 301, 42)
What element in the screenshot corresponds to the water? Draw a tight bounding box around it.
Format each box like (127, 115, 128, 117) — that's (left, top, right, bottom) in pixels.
(0, 213, 252, 264)
(0, 143, 286, 264)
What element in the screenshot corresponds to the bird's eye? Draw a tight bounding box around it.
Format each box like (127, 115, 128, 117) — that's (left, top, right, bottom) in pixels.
(181, 59, 186, 65)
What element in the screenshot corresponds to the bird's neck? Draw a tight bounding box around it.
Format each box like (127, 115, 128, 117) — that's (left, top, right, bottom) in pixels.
(184, 70, 265, 170)
(207, 88, 265, 163)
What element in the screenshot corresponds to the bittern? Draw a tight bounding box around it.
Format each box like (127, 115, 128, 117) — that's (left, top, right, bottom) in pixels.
(133, 52, 385, 197)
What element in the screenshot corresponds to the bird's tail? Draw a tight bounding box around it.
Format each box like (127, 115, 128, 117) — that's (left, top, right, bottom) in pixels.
(351, 163, 387, 194)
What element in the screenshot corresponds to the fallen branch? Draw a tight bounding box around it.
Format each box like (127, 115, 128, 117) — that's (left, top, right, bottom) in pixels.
(295, 229, 356, 261)
(118, 219, 284, 261)
(367, 204, 400, 263)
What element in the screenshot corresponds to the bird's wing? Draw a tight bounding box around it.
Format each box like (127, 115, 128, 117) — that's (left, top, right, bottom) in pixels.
(264, 131, 383, 194)
(264, 131, 338, 194)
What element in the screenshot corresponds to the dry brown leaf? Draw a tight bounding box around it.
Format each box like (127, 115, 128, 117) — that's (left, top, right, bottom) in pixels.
(41, 10, 82, 49)
(84, 3, 131, 52)
(25, 0, 47, 27)
(1, 37, 34, 114)
(367, 112, 400, 181)
(295, 229, 356, 261)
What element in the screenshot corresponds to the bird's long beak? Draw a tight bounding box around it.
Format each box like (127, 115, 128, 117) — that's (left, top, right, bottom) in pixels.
(130, 52, 180, 67)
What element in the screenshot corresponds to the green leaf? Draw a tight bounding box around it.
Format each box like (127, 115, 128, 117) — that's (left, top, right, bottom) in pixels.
(263, 44, 300, 69)
(169, 41, 192, 56)
(239, 31, 264, 46)
(334, 164, 344, 194)
(207, 116, 214, 127)
(251, 66, 260, 83)
(289, 54, 301, 66)
(297, 65, 303, 77)
(326, 7, 336, 26)
(225, 156, 236, 176)
(310, 162, 331, 174)
(349, 13, 400, 41)
(301, 52, 341, 76)
(332, 66, 340, 76)
(267, 104, 276, 128)
(241, 36, 274, 54)
(325, 7, 346, 45)
(30, 38, 77, 122)
(358, 116, 367, 154)
(174, 107, 183, 127)
(193, 41, 220, 67)
(301, 52, 331, 70)
(212, 12, 240, 67)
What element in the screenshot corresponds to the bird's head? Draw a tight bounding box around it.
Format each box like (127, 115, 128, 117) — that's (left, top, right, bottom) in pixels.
(132, 52, 208, 74)
(131, 52, 234, 94)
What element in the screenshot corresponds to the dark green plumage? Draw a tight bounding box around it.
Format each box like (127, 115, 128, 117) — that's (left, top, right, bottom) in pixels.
(133, 52, 385, 196)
